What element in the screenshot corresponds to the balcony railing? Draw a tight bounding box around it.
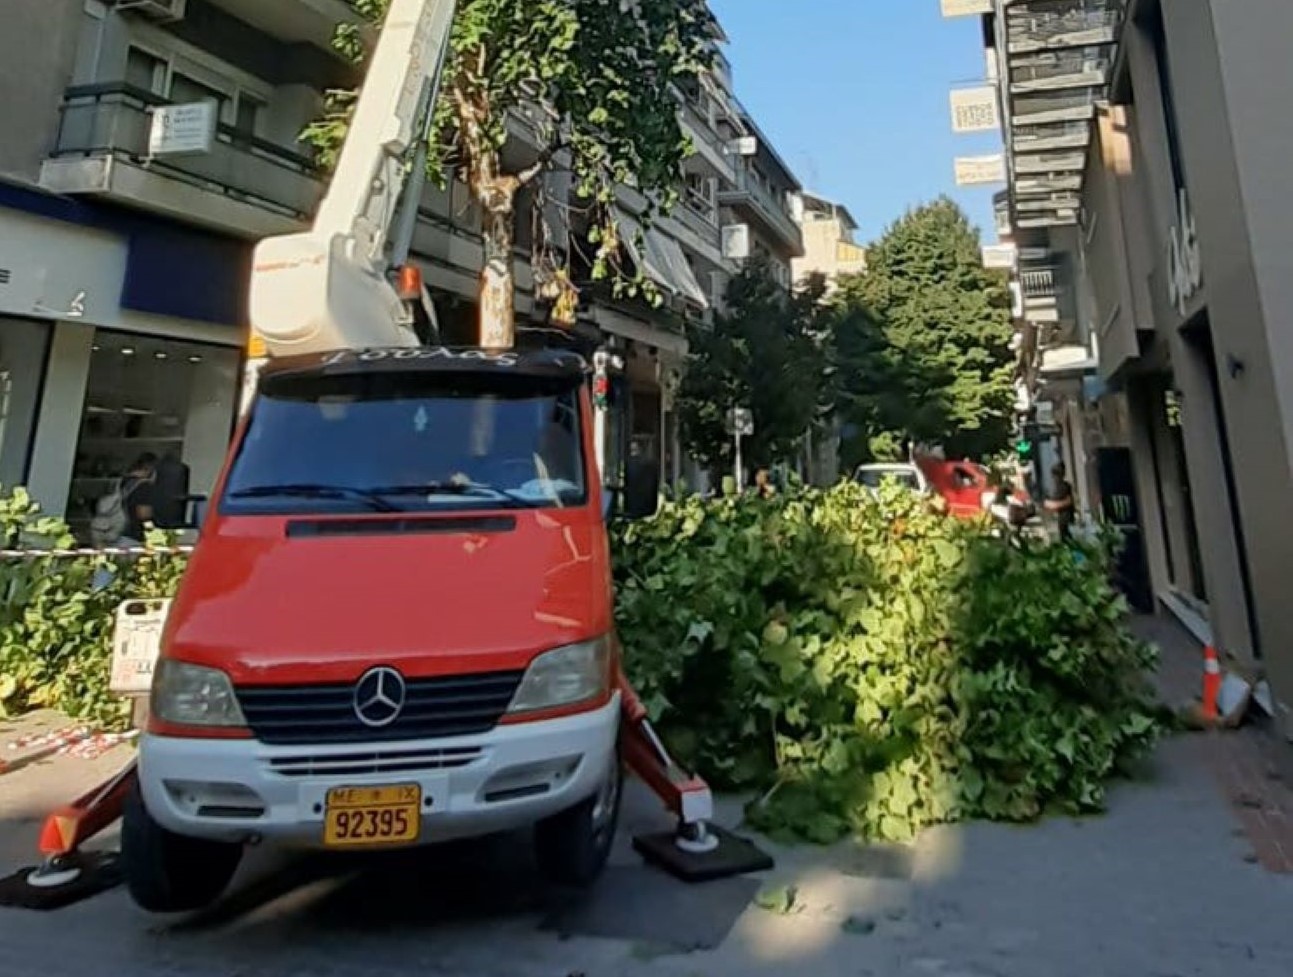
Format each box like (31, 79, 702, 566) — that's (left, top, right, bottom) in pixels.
(49, 83, 322, 221)
(1005, 0, 1124, 54)
(719, 166, 803, 255)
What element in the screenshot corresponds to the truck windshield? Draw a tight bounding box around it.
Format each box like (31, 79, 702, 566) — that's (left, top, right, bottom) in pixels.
(221, 370, 587, 515)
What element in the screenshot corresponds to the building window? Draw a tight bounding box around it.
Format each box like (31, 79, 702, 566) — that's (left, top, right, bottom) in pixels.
(0, 317, 52, 490)
(1145, 7, 1186, 192)
(66, 330, 240, 541)
(125, 46, 166, 94)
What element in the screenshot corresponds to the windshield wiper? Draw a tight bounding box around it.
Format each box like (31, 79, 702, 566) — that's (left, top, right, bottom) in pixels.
(368, 481, 546, 509)
(227, 483, 400, 512)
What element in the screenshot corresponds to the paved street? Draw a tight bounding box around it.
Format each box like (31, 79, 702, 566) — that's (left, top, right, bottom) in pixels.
(2, 625, 1293, 977)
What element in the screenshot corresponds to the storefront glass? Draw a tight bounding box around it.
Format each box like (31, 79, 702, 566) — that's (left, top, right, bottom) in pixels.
(66, 329, 240, 542)
(0, 317, 52, 491)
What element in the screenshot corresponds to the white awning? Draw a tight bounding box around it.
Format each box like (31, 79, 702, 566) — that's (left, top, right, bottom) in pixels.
(615, 212, 710, 310)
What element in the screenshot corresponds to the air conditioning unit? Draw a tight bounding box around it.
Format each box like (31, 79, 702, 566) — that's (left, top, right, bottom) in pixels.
(113, 0, 187, 23)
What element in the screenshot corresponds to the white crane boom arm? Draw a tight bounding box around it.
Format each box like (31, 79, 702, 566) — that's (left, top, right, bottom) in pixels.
(248, 0, 457, 358)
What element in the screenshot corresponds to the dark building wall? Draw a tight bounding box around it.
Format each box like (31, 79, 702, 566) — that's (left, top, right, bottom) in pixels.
(0, 0, 85, 180)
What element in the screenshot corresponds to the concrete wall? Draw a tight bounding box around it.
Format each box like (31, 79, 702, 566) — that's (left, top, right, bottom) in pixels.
(0, 0, 85, 180)
(1196, 0, 1293, 729)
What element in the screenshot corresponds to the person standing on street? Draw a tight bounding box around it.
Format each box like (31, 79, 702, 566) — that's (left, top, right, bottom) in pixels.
(1045, 461, 1076, 542)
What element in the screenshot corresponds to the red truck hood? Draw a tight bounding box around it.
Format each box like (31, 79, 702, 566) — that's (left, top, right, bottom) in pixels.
(163, 510, 612, 685)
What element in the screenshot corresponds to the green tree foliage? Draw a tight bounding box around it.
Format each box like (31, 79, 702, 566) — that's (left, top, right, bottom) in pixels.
(305, 0, 716, 346)
(676, 259, 829, 473)
(833, 198, 1015, 465)
(1, 489, 188, 728)
(613, 483, 1162, 844)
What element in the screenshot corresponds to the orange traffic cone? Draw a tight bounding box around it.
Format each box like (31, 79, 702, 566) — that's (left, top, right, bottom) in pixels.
(1202, 645, 1222, 720)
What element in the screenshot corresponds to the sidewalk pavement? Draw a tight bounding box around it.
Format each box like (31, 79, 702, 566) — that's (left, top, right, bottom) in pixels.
(1137, 613, 1293, 874)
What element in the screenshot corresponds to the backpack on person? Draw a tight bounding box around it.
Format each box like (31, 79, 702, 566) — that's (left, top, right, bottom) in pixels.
(90, 478, 136, 548)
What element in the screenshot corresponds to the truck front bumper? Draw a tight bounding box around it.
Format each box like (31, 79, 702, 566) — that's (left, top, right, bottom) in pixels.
(137, 694, 620, 847)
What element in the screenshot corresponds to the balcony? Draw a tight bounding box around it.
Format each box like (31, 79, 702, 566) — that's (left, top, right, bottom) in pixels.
(679, 96, 736, 182)
(39, 83, 322, 239)
(204, 0, 360, 53)
(999, 1, 1125, 228)
(719, 166, 804, 258)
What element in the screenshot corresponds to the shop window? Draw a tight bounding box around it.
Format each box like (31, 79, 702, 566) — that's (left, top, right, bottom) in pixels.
(66, 330, 240, 542)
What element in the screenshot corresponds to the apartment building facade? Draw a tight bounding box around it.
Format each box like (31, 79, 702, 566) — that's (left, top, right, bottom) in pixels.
(952, 0, 1293, 735)
(0, 0, 794, 529)
(792, 191, 866, 293)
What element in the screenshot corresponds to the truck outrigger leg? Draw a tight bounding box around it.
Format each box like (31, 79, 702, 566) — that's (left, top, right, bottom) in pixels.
(617, 669, 774, 882)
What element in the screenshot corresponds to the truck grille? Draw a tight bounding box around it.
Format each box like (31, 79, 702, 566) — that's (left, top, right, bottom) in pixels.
(237, 671, 524, 745)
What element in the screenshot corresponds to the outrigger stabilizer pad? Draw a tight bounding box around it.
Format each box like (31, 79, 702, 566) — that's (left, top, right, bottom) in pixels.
(632, 824, 774, 884)
(0, 852, 123, 911)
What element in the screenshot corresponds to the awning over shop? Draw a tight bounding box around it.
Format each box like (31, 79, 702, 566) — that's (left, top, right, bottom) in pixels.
(614, 211, 710, 310)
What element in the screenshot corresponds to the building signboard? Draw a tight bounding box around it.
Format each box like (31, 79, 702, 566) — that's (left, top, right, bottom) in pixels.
(954, 154, 1007, 187)
(950, 86, 1000, 134)
(982, 243, 1017, 269)
(148, 101, 218, 157)
(1167, 188, 1203, 316)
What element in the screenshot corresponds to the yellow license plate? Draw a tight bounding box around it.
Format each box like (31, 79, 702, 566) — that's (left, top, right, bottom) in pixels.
(323, 784, 422, 848)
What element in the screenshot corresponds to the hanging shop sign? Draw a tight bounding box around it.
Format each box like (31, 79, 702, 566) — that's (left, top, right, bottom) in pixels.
(954, 154, 1007, 187)
(950, 86, 1000, 134)
(941, 0, 993, 16)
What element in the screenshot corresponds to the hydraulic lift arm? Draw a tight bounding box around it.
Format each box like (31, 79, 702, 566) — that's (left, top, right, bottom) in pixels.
(248, 0, 456, 359)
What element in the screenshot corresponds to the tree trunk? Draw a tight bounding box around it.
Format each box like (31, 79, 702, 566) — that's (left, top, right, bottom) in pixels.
(478, 178, 518, 349)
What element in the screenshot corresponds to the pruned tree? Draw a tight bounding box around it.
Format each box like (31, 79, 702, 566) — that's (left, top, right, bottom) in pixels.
(305, 0, 716, 347)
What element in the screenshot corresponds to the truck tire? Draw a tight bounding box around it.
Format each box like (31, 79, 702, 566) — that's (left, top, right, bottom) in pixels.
(122, 780, 242, 913)
(534, 750, 622, 888)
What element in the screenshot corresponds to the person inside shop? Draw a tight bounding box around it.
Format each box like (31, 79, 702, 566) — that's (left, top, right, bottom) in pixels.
(1044, 461, 1076, 542)
(119, 453, 159, 545)
(152, 451, 191, 529)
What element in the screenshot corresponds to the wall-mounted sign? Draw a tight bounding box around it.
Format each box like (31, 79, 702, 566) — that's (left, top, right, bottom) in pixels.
(941, 0, 993, 16)
(950, 86, 1000, 134)
(1167, 187, 1203, 316)
(148, 101, 218, 157)
(954, 154, 1007, 187)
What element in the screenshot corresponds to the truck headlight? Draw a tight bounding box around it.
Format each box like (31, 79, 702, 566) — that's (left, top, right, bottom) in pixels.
(151, 660, 247, 728)
(507, 637, 612, 714)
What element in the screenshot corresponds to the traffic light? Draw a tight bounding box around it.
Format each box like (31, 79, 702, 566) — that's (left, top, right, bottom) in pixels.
(593, 373, 610, 411)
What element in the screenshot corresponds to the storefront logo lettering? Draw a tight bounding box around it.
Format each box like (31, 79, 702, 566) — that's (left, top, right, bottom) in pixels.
(1167, 188, 1202, 317)
(321, 347, 520, 368)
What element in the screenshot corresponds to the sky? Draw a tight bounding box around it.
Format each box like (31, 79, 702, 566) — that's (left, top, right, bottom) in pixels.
(708, 0, 1002, 247)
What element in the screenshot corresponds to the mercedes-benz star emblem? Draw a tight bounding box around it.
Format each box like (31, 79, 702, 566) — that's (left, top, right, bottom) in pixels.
(353, 667, 406, 728)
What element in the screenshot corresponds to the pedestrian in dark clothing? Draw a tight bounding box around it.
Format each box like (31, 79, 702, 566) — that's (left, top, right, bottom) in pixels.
(121, 453, 160, 544)
(152, 452, 191, 529)
(1045, 462, 1076, 542)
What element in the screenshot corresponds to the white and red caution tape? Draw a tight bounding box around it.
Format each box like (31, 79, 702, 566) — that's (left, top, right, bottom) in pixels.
(57, 730, 139, 761)
(5, 724, 93, 754)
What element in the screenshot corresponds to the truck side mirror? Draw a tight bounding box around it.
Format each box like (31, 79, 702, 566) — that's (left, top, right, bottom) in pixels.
(622, 455, 660, 521)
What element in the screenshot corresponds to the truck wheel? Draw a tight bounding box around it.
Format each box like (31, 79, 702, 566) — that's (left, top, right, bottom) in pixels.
(534, 750, 622, 888)
(122, 780, 242, 913)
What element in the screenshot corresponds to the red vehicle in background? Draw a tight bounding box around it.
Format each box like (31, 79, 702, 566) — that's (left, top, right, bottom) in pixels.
(854, 457, 1033, 523)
